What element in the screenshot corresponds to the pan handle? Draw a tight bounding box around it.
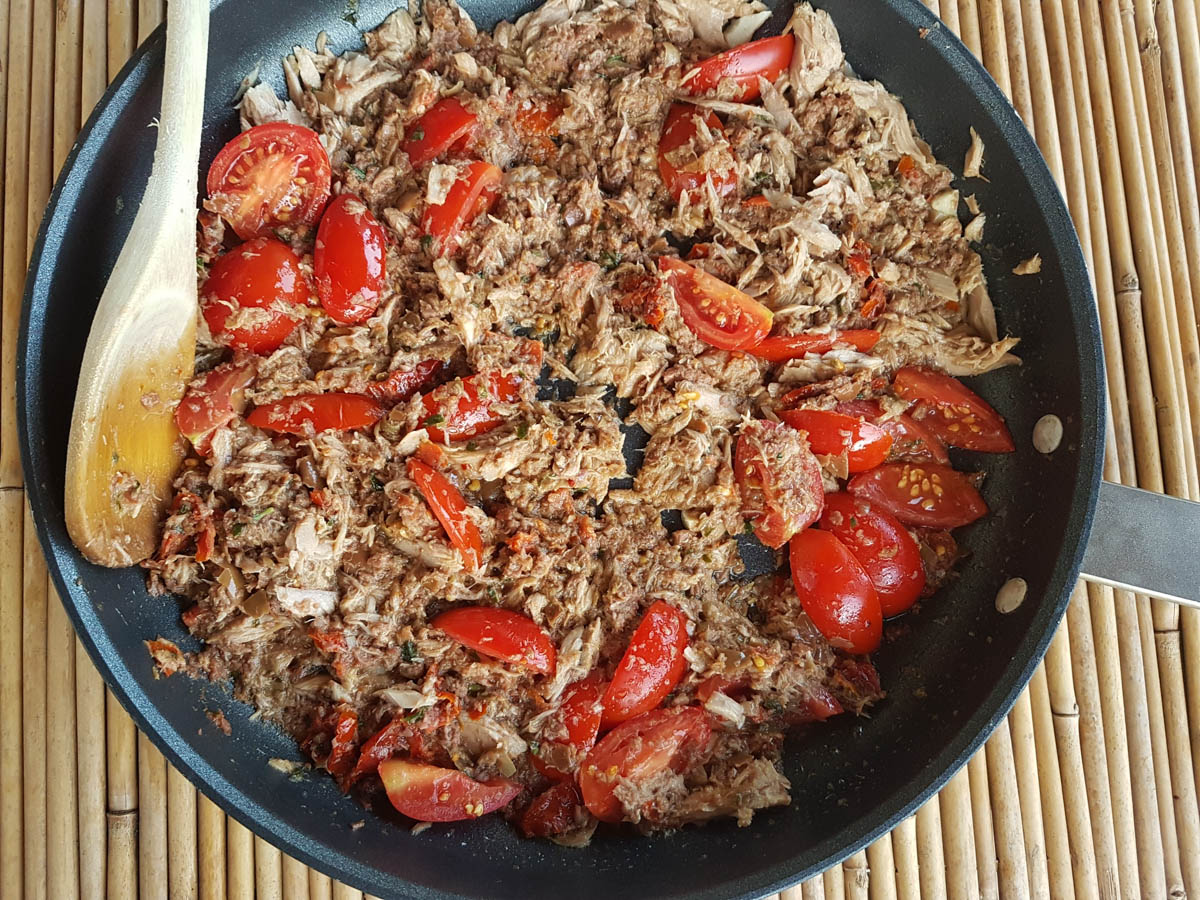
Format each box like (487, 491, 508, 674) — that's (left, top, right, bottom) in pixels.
(1079, 481, 1200, 608)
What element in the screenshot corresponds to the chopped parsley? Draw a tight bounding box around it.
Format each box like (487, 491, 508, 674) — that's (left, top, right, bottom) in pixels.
(600, 250, 622, 271)
(371, 475, 385, 492)
(606, 53, 625, 64)
(252, 506, 274, 522)
(401, 640, 420, 663)
(487, 585, 500, 601)
(754, 171, 773, 185)
(404, 708, 426, 724)
(422, 413, 445, 428)
(231, 523, 245, 537)
(743, 520, 756, 534)
(409, 128, 425, 141)
(516, 422, 529, 439)
(763, 698, 784, 713)
(467, 683, 485, 696)
(347, 164, 367, 179)
(849, 516, 859, 528)
(528, 740, 541, 755)
(466, 441, 479, 451)
(421, 234, 434, 251)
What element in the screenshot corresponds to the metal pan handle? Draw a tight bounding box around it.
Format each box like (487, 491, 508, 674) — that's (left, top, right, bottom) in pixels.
(1079, 481, 1200, 608)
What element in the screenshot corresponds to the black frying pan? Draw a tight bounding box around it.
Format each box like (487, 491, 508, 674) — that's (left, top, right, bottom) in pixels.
(19, 1, 1107, 897)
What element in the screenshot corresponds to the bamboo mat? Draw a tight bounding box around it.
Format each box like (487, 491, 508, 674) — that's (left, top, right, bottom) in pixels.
(3, 0, 1200, 897)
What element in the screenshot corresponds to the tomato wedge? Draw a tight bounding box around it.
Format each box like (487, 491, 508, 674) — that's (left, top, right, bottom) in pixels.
(658, 257, 772, 350)
(431, 607, 556, 676)
(365, 359, 445, 402)
(682, 34, 795, 101)
(835, 400, 950, 465)
(580, 707, 712, 823)
(379, 759, 521, 822)
(848, 462, 988, 528)
(779, 409, 893, 473)
(402, 96, 478, 168)
(893, 366, 1015, 453)
(530, 674, 604, 780)
(324, 709, 359, 778)
(734, 419, 824, 548)
(420, 372, 521, 442)
(819, 493, 926, 616)
(406, 457, 484, 569)
(206, 122, 331, 240)
(313, 193, 388, 324)
(349, 716, 409, 782)
(246, 393, 384, 434)
(175, 361, 255, 455)
(658, 103, 738, 201)
(522, 781, 584, 838)
(749, 329, 881, 362)
(788, 529, 882, 654)
(200, 238, 310, 354)
(421, 160, 502, 256)
(602, 601, 690, 727)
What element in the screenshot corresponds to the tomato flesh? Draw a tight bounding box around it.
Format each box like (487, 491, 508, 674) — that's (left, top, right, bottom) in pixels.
(245, 393, 384, 434)
(749, 329, 881, 362)
(580, 707, 712, 823)
(819, 492, 926, 616)
(206, 122, 331, 240)
(175, 361, 255, 454)
(734, 420, 825, 548)
(658, 257, 772, 350)
(420, 372, 521, 442)
(848, 462, 988, 528)
(602, 600, 690, 726)
(834, 400, 949, 464)
(682, 35, 795, 101)
(201, 238, 310, 354)
(893, 366, 1015, 453)
(325, 709, 359, 778)
(788, 529, 882, 654)
(313, 193, 388, 324)
(406, 457, 484, 569)
(658, 103, 738, 201)
(379, 759, 521, 822)
(365, 359, 445, 402)
(432, 607, 556, 675)
(779, 408, 893, 473)
(402, 96, 478, 168)
(531, 674, 604, 780)
(422, 160, 502, 256)
(522, 782, 583, 838)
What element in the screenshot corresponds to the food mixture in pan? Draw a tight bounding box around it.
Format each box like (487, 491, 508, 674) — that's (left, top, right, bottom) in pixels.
(148, 0, 1020, 842)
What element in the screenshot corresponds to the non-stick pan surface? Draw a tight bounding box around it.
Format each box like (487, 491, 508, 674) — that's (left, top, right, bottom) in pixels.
(19, 1, 1104, 897)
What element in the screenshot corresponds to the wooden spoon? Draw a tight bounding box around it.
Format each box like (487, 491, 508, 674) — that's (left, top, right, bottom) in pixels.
(65, 2, 210, 567)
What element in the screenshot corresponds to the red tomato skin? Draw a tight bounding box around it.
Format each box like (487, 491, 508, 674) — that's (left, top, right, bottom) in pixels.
(402, 97, 478, 168)
(325, 709, 359, 778)
(658, 257, 773, 351)
(657, 103, 738, 201)
(835, 400, 951, 465)
(379, 759, 521, 822)
(602, 601, 690, 727)
(245, 393, 384, 434)
(893, 366, 1015, 453)
(521, 782, 582, 838)
(580, 707, 713, 823)
(365, 359, 445, 402)
(175, 361, 255, 454)
(406, 457, 484, 569)
(682, 35, 795, 101)
(529, 675, 604, 780)
(200, 238, 309, 353)
(779, 409, 893, 473)
(432, 607, 556, 675)
(788, 529, 883, 654)
(350, 716, 409, 781)
(206, 122, 331, 239)
(313, 194, 388, 324)
(819, 493, 926, 616)
(750, 329, 881, 362)
(733, 421, 824, 549)
(848, 463, 988, 528)
(421, 160, 502, 256)
(420, 372, 521, 442)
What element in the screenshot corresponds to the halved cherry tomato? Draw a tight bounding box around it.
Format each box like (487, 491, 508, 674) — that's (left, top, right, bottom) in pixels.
(406, 457, 484, 569)
(580, 707, 712, 823)
(779, 409, 893, 473)
(848, 462, 988, 528)
(365, 359, 445, 402)
(325, 709, 359, 778)
(530, 674, 604, 780)
(749, 329, 881, 362)
(420, 372, 521, 442)
(819, 493, 926, 616)
(206, 122, 331, 239)
(682, 34, 795, 101)
(200, 238, 310, 353)
(788, 529, 882, 654)
(522, 781, 582, 838)
(379, 759, 521, 822)
(246, 393, 384, 434)
(658, 257, 772, 350)
(175, 361, 255, 455)
(313, 193, 388, 324)
(695, 674, 750, 703)
(657, 103, 738, 201)
(602, 601, 689, 726)
(893, 366, 1015, 453)
(431, 607, 556, 675)
(422, 160, 502, 256)
(402, 97, 478, 168)
(835, 400, 950, 464)
(734, 420, 824, 549)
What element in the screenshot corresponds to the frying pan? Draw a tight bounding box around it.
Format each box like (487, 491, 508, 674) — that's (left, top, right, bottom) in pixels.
(17, 0, 1200, 897)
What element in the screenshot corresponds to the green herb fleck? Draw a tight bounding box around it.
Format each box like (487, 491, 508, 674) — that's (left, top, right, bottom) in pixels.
(404, 708, 426, 724)
(849, 516, 859, 528)
(179, 503, 193, 516)
(422, 413, 445, 428)
(487, 585, 500, 601)
(401, 640, 420, 663)
(754, 171, 773, 185)
(516, 422, 529, 439)
(466, 441, 478, 451)
(600, 250, 622, 271)
(252, 506, 274, 523)
(410, 127, 425, 141)
(606, 53, 625, 64)
(528, 740, 541, 755)
(371, 475, 385, 492)
(743, 520, 756, 534)
(421, 234, 434, 251)
(467, 683, 485, 696)
(763, 698, 784, 713)
(476, 380, 489, 400)
(348, 164, 367, 178)
(231, 523, 245, 537)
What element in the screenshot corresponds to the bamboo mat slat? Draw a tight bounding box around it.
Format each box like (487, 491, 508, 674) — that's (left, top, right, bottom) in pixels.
(5, 1, 1200, 898)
